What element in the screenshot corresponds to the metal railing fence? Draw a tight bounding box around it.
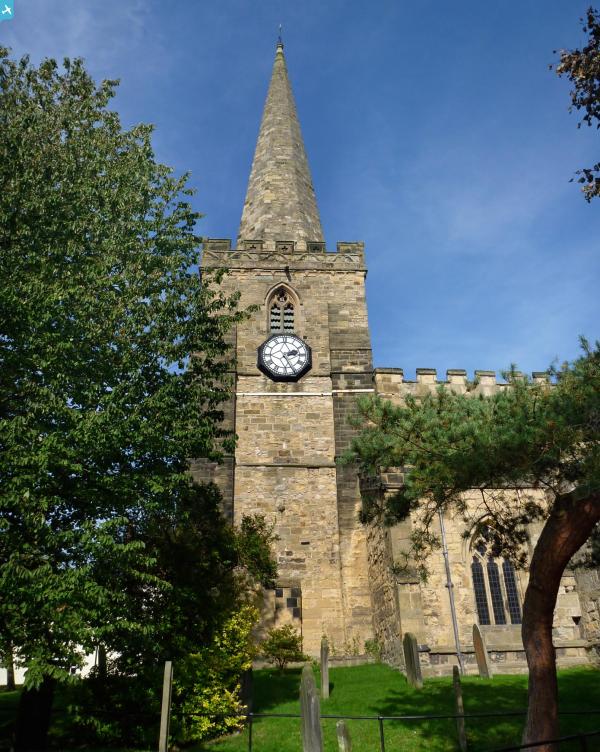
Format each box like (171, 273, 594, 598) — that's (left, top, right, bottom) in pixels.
(188, 708, 600, 752)
(2, 702, 600, 750)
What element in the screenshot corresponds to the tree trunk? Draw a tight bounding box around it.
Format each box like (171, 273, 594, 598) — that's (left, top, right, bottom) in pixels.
(14, 676, 55, 752)
(6, 646, 15, 691)
(521, 491, 600, 751)
(97, 643, 107, 680)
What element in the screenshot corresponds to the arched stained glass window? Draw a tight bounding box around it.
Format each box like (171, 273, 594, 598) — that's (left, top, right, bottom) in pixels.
(470, 531, 522, 627)
(502, 558, 522, 624)
(486, 558, 507, 625)
(471, 557, 491, 625)
(268, 288, 295, 332)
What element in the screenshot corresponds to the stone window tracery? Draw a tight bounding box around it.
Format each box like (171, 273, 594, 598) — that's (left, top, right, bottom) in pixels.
(471, 538, 522, 626)
(268, 287, 295, 332)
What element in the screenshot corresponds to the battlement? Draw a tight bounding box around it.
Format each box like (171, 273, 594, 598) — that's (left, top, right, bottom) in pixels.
(201, 238, 366, 272)
(373, 367, 550, 399)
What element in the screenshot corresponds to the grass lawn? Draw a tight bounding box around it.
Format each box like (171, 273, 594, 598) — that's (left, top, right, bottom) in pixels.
(2, 665, 599, 750)
(193, 664, 600, 752)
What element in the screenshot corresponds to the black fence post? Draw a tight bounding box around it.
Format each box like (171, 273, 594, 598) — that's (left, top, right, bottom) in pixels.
(579, 734, 589, 752)
(248, 713, 253, 752)
(378, 716, 385, 752)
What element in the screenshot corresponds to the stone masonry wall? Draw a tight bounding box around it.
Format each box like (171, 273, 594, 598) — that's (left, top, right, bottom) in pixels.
(368, 367, 594, 673)
(328, 282, 375, 653)
(365, 511, 404, 667)
(201, 241, 375, 656)
(573, 568, 600, 661)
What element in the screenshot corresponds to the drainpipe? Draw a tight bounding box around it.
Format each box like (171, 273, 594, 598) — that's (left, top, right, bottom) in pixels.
(438, 508, 466, 675)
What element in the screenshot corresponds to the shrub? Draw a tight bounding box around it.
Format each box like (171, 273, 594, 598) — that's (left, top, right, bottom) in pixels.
(171, 605, 259, 744)
(260, 625, 309, 672)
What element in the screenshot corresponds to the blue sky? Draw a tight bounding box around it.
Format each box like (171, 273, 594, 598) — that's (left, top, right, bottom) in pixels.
(3, 1, 599, 377)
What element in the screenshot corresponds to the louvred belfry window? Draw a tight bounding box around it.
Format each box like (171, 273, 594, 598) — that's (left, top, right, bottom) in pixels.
(283, 303, 294, 331)
(270, 303, 282, 331)
(269, 288, 295, 332)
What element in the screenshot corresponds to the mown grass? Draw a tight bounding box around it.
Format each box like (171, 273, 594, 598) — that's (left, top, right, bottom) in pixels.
(2, 664, 600, 750)
(193, 664, 600, 752)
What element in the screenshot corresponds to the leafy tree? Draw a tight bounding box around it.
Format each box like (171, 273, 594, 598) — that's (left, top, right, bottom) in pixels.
(0, 49, 275, 749)
(261, 625, 309, 672)
(347, 342, 600, 749)
(555, 7, 600, 200)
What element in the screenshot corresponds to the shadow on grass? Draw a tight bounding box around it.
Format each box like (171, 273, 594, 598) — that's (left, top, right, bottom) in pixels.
(367, 668, 600, 752)
(250, 667, 304, 713)
(372, 674, 527, 751)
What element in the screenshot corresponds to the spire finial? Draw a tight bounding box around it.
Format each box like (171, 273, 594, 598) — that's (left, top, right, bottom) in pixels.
(277, 24, 283, 49)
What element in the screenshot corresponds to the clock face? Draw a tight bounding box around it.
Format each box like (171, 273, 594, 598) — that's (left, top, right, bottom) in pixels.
(257, 334, 312, 382)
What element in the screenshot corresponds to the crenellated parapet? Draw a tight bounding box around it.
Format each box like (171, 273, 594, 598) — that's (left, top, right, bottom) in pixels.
(374, 366, 550, 401)
(201, 238, 366, 273)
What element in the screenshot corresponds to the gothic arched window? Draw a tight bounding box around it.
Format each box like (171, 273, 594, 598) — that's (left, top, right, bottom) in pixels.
(471, 540, 522, 626)
(269, 287, 295, 332)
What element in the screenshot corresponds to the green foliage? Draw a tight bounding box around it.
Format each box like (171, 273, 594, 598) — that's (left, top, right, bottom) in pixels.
(346, 341, 600, 574)
(555, 7, 600, 200)
(57, 604, 263, 747)
(59, 670, 161, 749)
(235, 514, 278, 589)
(261, 625, 309, 672)
(0, 48, 263, 689)
(364, 638, 383, 662)
(171, 605, 259, 744)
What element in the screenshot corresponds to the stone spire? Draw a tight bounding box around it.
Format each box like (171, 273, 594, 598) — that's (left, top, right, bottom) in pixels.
(237, 42, 324, 250)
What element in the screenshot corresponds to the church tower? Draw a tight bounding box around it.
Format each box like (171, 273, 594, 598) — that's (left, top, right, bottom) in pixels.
(199, 41, 375, 654)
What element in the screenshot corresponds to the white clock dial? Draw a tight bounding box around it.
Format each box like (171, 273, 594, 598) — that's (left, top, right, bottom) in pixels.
(258, 334, 311, 381)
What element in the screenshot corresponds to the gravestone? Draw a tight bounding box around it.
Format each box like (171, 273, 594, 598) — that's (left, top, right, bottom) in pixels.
(240, 668, 253, 712)
(472, 624, 493, 679)
(336, 720, 352, 751)
(402, 632, 423, 689)
(320, 637, 330, 699)
(158, 661, 173, 752)
(300, 663, 323, 752)
(453, 665, 468, 752)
